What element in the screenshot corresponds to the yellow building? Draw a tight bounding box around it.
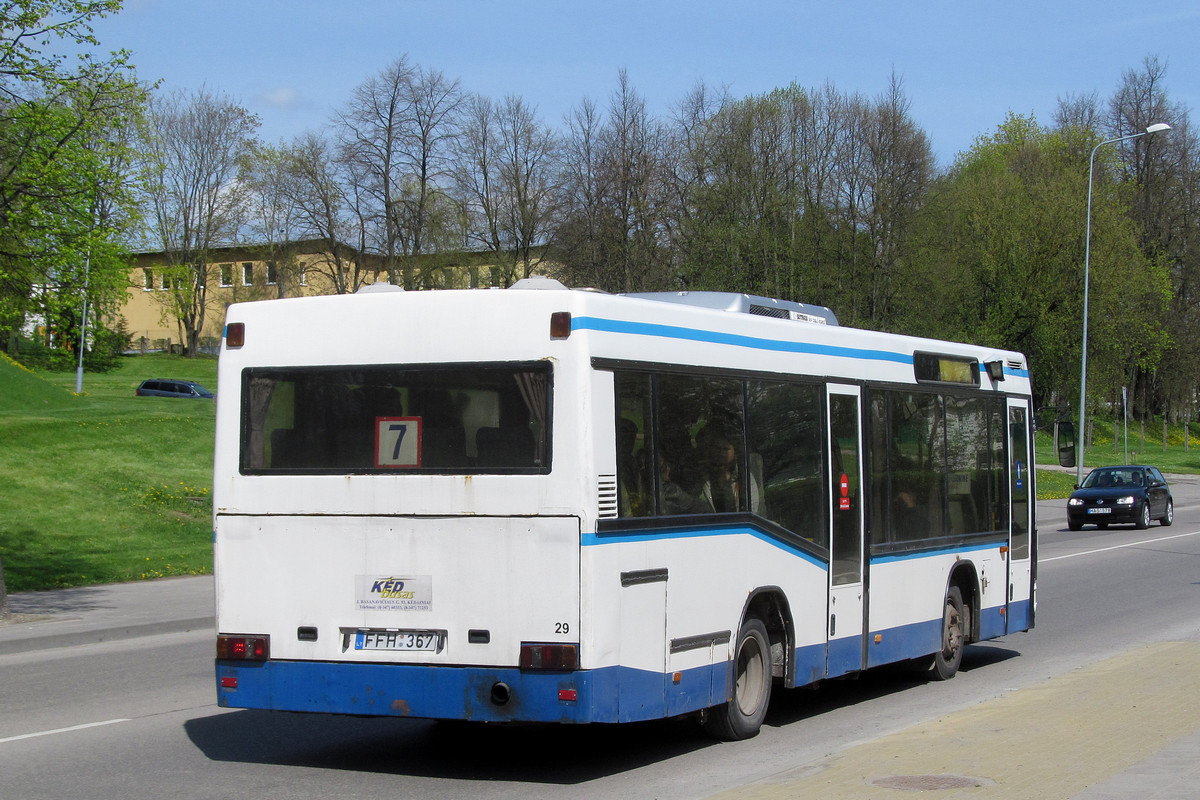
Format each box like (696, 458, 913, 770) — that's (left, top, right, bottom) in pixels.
(121, 241, 547, 353)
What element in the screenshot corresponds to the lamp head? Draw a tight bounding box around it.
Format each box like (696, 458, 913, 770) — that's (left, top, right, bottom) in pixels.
(1145, 122, 1171, 134)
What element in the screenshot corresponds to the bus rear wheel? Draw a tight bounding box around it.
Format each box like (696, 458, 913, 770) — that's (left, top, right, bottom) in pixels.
(929, 586, 965, 681)
(703, 617, 772, 740)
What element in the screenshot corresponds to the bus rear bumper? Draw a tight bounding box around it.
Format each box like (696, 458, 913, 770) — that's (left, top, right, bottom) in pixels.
(215, 659, 722, 724)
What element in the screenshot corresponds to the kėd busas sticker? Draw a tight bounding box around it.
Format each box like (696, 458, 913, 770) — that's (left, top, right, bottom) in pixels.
(355, 575, 433, 611)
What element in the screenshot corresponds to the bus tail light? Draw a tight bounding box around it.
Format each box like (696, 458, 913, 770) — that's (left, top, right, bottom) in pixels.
(550, 312, 572, 339)
(225, 322, 245, 348)
(217, 634, 269, 661)
(520, 642, 578, 671)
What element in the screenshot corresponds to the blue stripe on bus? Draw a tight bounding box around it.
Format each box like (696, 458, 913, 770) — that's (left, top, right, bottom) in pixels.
(870, 540, 1009, 564)
(582, 524, 827, 570)
(571, 316, 914, 365)
(570, 315, 1033, 379)
(586, 525, 1010, 572)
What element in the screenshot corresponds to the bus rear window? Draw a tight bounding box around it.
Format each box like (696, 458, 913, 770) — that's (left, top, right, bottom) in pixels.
(240, 363, 550, 474)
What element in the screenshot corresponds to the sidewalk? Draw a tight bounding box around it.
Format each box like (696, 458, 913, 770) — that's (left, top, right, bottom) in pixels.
(0, 574, 213, 655)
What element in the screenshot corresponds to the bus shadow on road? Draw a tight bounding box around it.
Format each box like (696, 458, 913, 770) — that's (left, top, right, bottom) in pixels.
(184, 708, 715, 783)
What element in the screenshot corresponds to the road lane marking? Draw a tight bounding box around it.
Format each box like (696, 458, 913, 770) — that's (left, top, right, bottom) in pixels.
(0, 718, 130, 744)
(1042, 529, 1200, 562)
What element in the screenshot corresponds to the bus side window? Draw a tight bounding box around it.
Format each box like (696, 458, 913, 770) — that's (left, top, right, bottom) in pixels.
(615, 373, 654, 517)
(747, 380, 824, 545)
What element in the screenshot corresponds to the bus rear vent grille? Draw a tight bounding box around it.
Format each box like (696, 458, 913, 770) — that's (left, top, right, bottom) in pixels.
(749, 304, 790, 319)
(598, 475, 619, 518)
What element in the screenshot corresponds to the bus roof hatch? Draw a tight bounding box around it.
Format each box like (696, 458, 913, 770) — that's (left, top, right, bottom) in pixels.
(622, 291, 838, 326)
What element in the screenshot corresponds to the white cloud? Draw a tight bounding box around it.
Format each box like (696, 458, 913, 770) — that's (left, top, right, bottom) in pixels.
(257, 87, 302, 111)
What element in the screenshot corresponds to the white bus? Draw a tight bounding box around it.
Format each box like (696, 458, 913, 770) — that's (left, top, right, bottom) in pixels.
(213, 278, 1036, 739)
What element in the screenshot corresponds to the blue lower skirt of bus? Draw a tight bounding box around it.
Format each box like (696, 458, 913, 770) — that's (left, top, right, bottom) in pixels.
(216, 659, 724, 724)
(216, 606, 1030, 724)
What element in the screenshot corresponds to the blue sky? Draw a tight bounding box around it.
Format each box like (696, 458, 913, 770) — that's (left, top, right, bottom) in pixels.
(93, 1, 1198, 167)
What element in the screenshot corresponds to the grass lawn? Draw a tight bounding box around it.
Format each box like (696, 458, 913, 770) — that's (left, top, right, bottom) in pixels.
(1, 352, 217, 592)
(1034, 424, 1200, 499)
(4, 348, 1200, 592)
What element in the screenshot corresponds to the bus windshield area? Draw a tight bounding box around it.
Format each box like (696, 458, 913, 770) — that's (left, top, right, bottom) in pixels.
(240, 363, 550, 474)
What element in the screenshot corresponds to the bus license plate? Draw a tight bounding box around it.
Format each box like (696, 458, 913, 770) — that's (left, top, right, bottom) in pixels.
(1087, 507, 1112, 515)
(354, 630, 440, 651)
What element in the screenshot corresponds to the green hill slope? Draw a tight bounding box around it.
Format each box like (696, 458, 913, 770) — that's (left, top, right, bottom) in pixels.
(0, 354, 77, 412)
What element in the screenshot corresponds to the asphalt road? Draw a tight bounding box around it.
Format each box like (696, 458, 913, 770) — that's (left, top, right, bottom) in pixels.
(3, 478, 1200, 799)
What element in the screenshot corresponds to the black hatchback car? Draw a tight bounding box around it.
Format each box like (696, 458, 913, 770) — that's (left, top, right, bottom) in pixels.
(136, 379, 214, 399)
(1067, 465, 1173, 530)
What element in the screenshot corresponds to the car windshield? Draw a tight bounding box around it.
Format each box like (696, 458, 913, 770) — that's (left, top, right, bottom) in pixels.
(1082, 468, 1145, 489)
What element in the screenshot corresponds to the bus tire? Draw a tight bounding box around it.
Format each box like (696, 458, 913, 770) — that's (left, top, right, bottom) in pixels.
(703, 617, 772, 740)
(929, 586, 965, 681)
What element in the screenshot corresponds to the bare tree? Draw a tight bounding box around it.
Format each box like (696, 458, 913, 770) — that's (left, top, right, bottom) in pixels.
(453, 94, 506, 278)
(243, 142, 304, 298)
(140, 87, 258, 354)
(599, 70, 669, 292)
(397, 63, 464, 284)
(334, 57, 463, 289)
(335, 57, 415, 286)
(860, 75, 934, 326)
(554, 72, 669, 292)
(283, 131, 372, 293)
(497, 95, 558, 280)
(554, 95, 607, 287)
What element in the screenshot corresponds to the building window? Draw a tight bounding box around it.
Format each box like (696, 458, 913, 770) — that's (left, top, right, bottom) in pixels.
(160, 273, 172, 290)
(242, 263, 253, 286)
(266, 261, 277, 285)
(220, 264, 233, 287)
(299, 266, 307, 286)
(143, 269, 153, 290)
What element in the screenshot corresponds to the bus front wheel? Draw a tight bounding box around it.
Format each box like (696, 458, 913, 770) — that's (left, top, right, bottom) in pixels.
(929, 586, 965, 681)
(703, 617, 772, 740)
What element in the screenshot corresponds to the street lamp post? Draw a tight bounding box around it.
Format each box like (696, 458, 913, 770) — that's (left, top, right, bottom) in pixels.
(1077, 122, 1171, 484)
(74, 249, 91, 395)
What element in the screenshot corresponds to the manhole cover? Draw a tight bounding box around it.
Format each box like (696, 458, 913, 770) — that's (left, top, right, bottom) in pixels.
(872, 774, 991, 790)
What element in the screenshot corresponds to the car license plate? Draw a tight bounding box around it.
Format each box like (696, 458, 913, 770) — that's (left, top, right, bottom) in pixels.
(354, 630, 441, 652)
(1087, 507, 1112, 515)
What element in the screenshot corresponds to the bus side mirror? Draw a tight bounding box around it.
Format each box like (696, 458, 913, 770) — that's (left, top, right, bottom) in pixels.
(1055, 421, 1077, 469)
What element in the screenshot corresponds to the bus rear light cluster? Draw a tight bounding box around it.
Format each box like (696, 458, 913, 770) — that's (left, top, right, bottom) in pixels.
(217, 634, 269, 661)
(519, 642, 578, 671)
(224, 322, 245, 348)
(550, 312, 572, 339)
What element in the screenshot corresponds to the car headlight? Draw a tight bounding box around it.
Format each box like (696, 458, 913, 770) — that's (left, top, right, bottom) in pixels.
(1068, 498, 1083, 506)
(1116, 495, 1135, 505)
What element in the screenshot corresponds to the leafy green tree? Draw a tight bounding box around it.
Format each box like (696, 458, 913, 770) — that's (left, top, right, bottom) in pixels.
(906, 115, 1170, 410)
(669, 79, 931, 325)
(0, 1, 145, 356)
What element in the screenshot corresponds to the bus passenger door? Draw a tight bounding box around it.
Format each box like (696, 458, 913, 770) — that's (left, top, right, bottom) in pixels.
(827, 385, 865, 676)
(1007, 400, 1033, 632)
